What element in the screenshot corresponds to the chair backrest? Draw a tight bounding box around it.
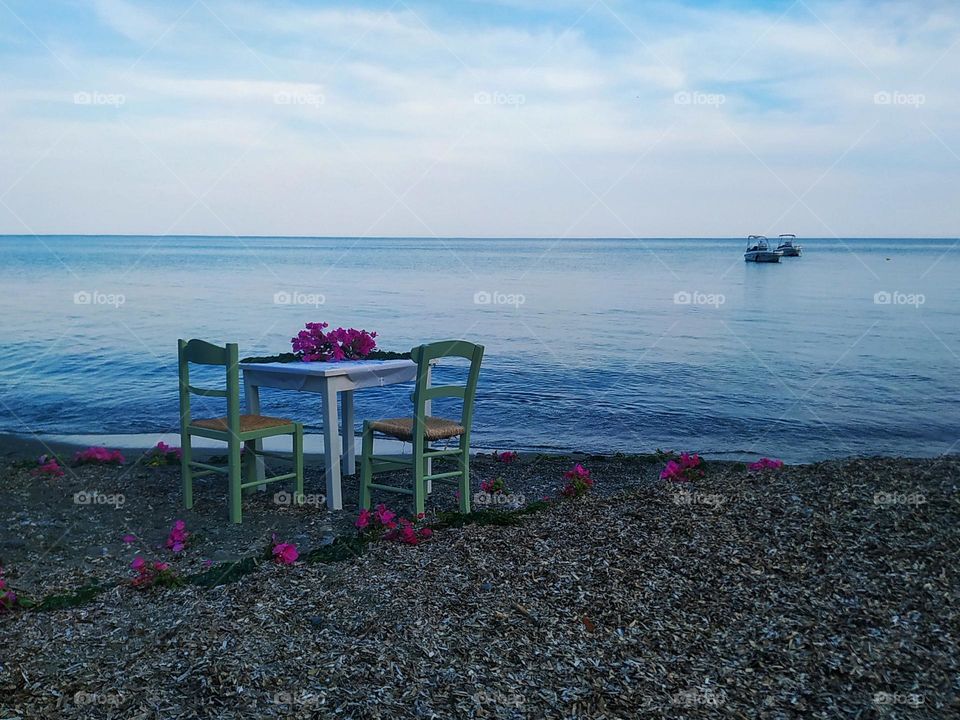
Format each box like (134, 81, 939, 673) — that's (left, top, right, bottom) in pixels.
(177, 339, 241, 430)
(410, 340, 484, 449)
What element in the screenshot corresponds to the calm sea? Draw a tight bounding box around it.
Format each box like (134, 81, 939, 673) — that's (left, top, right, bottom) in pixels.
(0, 236, 957, 462)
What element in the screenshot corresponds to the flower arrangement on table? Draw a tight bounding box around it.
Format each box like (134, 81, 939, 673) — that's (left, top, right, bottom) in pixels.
(291, 322, 378, 362)
(241, 323, 412, 364)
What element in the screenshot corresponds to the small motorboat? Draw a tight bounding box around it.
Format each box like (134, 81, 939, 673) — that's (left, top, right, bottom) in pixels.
(776, 234, 802, 257)
(744, 235, 782, 263)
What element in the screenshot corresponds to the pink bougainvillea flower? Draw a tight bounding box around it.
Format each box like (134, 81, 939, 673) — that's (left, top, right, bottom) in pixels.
(272, 542, 299, 565)
(659, 460, 683, 480)
(122, 534, 137, 544)
(481, 477, 507, 495)
(355, 508, 371, 530)
(748, 457, 784, 471)
(165, 520, 189, 553)
(74, 446, 125, 466)
(291, 322, 378, 362)
(419, 527, 433, 539)
(679, 452, 701, 469)
(33, 458, 65, 478)
(130, 556, 146, 571)
(153, 561, 170, 572)
(155, 441, 183, 459)
(373, 503, 396, 525)
(561, 464, 594, 498)
(564, 464, 591, 481)
(496, 451, 518, 463)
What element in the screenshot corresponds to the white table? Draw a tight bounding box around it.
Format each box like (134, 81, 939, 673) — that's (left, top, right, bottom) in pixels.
(240, 359, 430, 510)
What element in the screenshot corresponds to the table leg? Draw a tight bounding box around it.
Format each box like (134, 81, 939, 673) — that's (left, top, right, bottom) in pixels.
(321, 383, 343, 510)
(243, 376, 266, 489)
(341, 390, 356, 476)
(425, 363, 433, 492)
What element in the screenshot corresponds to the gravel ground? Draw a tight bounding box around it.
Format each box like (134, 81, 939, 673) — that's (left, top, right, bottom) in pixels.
(1, 455, 958, 719)
(0, 443, 655, 597)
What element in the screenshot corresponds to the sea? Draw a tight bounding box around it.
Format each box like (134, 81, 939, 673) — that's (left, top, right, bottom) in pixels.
(0, 235, 957, 463)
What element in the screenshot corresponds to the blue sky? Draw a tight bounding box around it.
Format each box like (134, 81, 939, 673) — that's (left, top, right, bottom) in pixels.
(0, 0, 957, 236)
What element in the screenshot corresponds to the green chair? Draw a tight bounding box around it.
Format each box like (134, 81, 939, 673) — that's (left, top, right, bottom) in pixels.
(360, 339, 484, 515)
(178, 339, 304, 523)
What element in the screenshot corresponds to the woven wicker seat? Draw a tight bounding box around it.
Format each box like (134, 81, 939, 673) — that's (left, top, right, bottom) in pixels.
(179, 339, 304, 524)
(368, 416, 466, 442)
(360, 340, 484, 516)
(191, 414, 293, 433)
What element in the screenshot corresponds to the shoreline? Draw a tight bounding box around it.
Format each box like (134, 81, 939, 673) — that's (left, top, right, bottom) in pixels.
(3, 431, 954, 467)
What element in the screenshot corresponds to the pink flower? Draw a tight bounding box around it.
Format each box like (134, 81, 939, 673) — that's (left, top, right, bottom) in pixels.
(748, 457, 784, 471)
(679, 452, 701, 469)
(419, 527, 433, 539)
(660, 460, 683, 480)
(33, 459, 65, 477)
(74, 446, 125, 465)
(130, 556, 146, 571)
(273, 542, 299, 565)
(496, 451, 518, 463)
(165, 520, 189, 553)
(564, 464, 591, 481)
(373, 504, 396, 525)
(122, 534, 137, 544)
(355, 508, 371, 530)
(562, 464, 594, 497)
(153, 561, 170, 572)
(291, 322, 378, 362)
(202, 559, 213, 568)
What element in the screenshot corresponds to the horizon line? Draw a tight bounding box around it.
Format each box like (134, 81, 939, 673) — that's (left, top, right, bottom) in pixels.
(1, 234, 957, 241)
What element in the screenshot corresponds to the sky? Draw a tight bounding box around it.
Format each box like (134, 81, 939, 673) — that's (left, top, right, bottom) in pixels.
(0, 0, 957, 237)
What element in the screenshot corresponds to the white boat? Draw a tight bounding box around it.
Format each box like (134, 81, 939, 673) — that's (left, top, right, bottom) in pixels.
(744, 235, 782, 263)
(776, 234, 802, 257)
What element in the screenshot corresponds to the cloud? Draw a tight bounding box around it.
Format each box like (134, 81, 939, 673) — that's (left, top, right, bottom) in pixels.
(0, 0, 957, 236)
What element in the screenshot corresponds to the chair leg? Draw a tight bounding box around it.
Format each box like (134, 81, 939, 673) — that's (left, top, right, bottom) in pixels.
(359, 422, 373, 510)
(228, 437, 242, 524)
(294, 424, 304, 503)
(459, 444, 471, 514)
(181, 432, 193, 509)
(243, 440, 257, 495)
(413, 446, 426, 516)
